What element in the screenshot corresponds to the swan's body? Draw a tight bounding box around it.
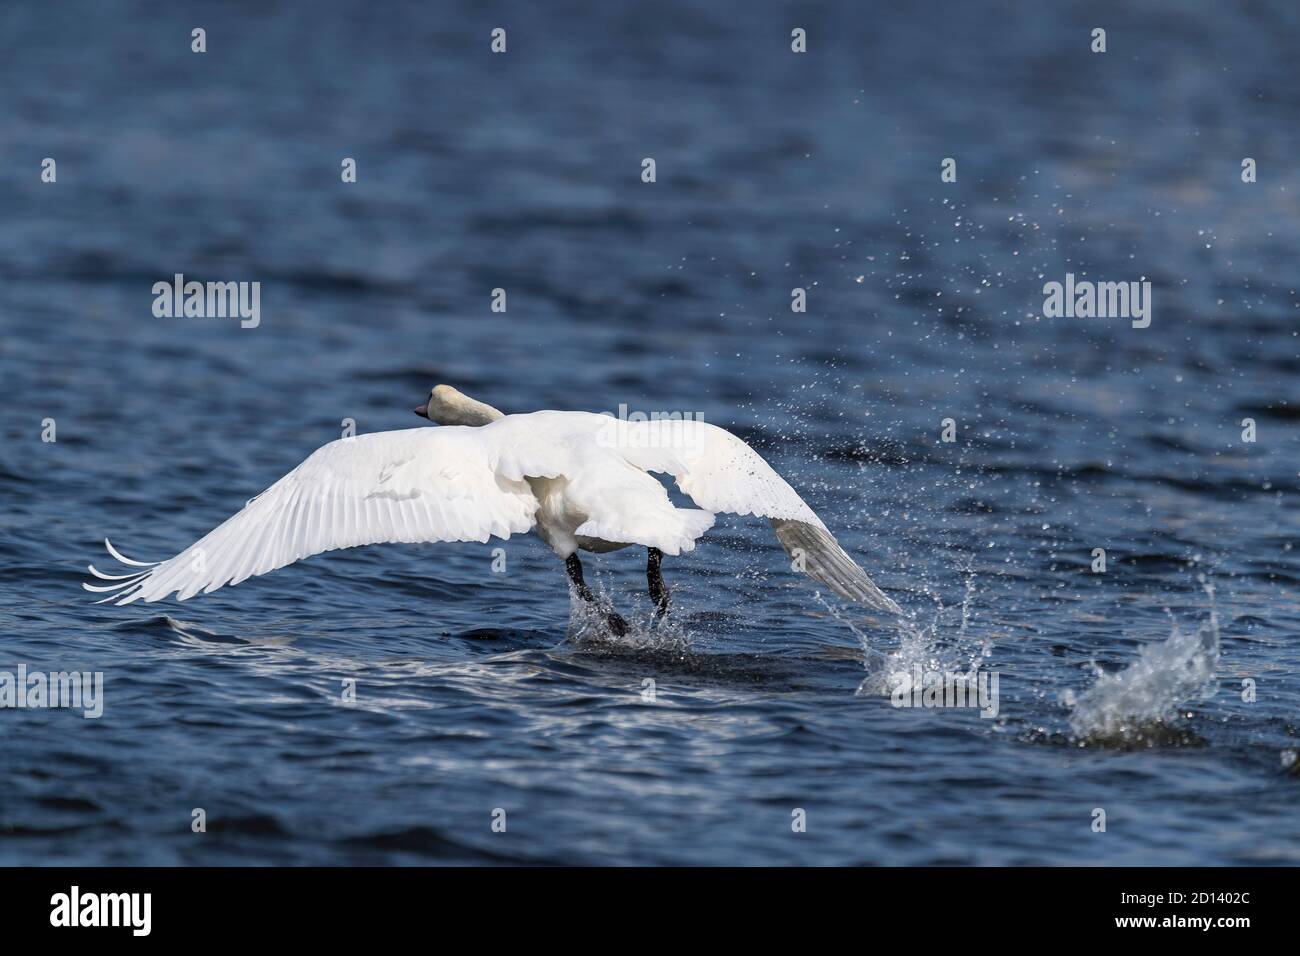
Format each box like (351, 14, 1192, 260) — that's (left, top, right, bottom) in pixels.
(86, 386, 901, 619)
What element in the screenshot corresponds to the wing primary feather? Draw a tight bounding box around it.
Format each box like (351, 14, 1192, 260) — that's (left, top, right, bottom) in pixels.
(771, 519, 902, 614)
(104, 538, 157, 567)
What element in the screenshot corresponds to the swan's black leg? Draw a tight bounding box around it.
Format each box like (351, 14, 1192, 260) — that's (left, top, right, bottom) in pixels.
(565, 553, 628, 636)
(647, 547, 670, 619)
(565, 554, 596, 603)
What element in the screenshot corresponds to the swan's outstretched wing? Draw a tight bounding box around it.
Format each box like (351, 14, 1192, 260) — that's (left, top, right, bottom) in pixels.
(614, 418, 902, 614)
(85, 428, 538, 604)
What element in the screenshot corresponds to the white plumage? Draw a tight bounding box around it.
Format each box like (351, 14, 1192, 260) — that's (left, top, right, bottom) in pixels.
(85, 386, 901, 615)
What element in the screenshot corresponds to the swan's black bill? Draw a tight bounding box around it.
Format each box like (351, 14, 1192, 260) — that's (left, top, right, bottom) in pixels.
(413, 405, 428, 418)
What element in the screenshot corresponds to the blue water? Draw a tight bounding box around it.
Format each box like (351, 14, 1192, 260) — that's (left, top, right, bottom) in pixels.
(2, 0, 1298, 865)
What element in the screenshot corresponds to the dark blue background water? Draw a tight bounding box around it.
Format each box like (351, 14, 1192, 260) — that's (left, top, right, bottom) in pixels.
(2, 0, 1298, 864)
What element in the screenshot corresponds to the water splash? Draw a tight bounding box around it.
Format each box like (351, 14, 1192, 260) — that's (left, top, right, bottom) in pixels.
(819, 559, 994, 697)
(563, 589, 692, 655)
(1064, 578, 1220, 746)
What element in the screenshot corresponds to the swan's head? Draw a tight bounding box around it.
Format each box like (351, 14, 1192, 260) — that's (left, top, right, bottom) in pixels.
(414, 384, 505, 426)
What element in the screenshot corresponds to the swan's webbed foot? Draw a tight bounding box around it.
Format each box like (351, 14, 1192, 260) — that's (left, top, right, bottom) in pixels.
(647, 547, 670, 620)
(606, 612, 629, 636)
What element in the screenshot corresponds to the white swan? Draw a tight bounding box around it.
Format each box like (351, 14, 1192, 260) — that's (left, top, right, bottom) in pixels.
(85, 385, 901, 631)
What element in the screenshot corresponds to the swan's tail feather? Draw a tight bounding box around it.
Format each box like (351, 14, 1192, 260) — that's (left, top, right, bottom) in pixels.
(82, 539, 160, 604)
(771, 519, 903, 615)
(573, 507, 715, 557)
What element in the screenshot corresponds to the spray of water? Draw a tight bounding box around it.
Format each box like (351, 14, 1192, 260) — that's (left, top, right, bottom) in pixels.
(563, 588, 692, 655)
(1063, 578, 1221, 745)
(823, 559, 993, 697)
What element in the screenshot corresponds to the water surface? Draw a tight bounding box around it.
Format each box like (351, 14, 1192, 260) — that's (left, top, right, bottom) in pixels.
(1, 0, 1298, 865)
